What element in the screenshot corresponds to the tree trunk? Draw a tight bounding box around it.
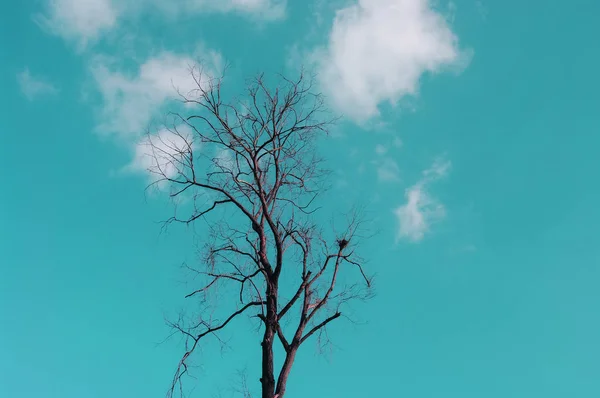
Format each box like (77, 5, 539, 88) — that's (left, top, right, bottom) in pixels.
(261, 284, 278, 398)
(261, 327, 275, 398)
(275, 347, 298, 398)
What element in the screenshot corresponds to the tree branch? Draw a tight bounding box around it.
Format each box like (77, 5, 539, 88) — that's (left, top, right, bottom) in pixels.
(299, 312, 341, 345)
(168, 301, 265, 397)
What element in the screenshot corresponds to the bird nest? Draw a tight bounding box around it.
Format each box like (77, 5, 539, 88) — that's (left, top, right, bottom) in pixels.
(337, 238, 349, 250)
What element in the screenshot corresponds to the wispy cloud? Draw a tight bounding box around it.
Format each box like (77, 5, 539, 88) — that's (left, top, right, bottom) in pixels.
(123, 125, 197, 184)
(159, 0, 286, 20)
(475, 1, 488, 21)
(372, 138, 403, 182)
(90, 48, 222, 139)
(375, 157, 400, 182)
(375, 144, 387, 155)
(36, 0, 286, 49)
(17, 68, 58, 100)
(394, 158, 450, 242)
(312, 0, 470, 122)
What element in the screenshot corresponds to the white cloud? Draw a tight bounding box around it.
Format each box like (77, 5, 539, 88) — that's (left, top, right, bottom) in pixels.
(37, 0, 285, 49)
(124, 126, 197, 183)
(90, 47, 222, 187)
(35, 0, 118, 50)
(17, 68, 58, 100)
(313, 0, 469, 121)
(394, 158, 450, 242)
(91, 49, 222, 139)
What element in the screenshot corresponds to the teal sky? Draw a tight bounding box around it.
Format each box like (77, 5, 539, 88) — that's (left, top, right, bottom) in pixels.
(2, 0, 600, 397)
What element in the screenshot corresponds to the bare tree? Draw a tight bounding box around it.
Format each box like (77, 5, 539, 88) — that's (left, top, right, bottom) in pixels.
(147, 65, 373, 398)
